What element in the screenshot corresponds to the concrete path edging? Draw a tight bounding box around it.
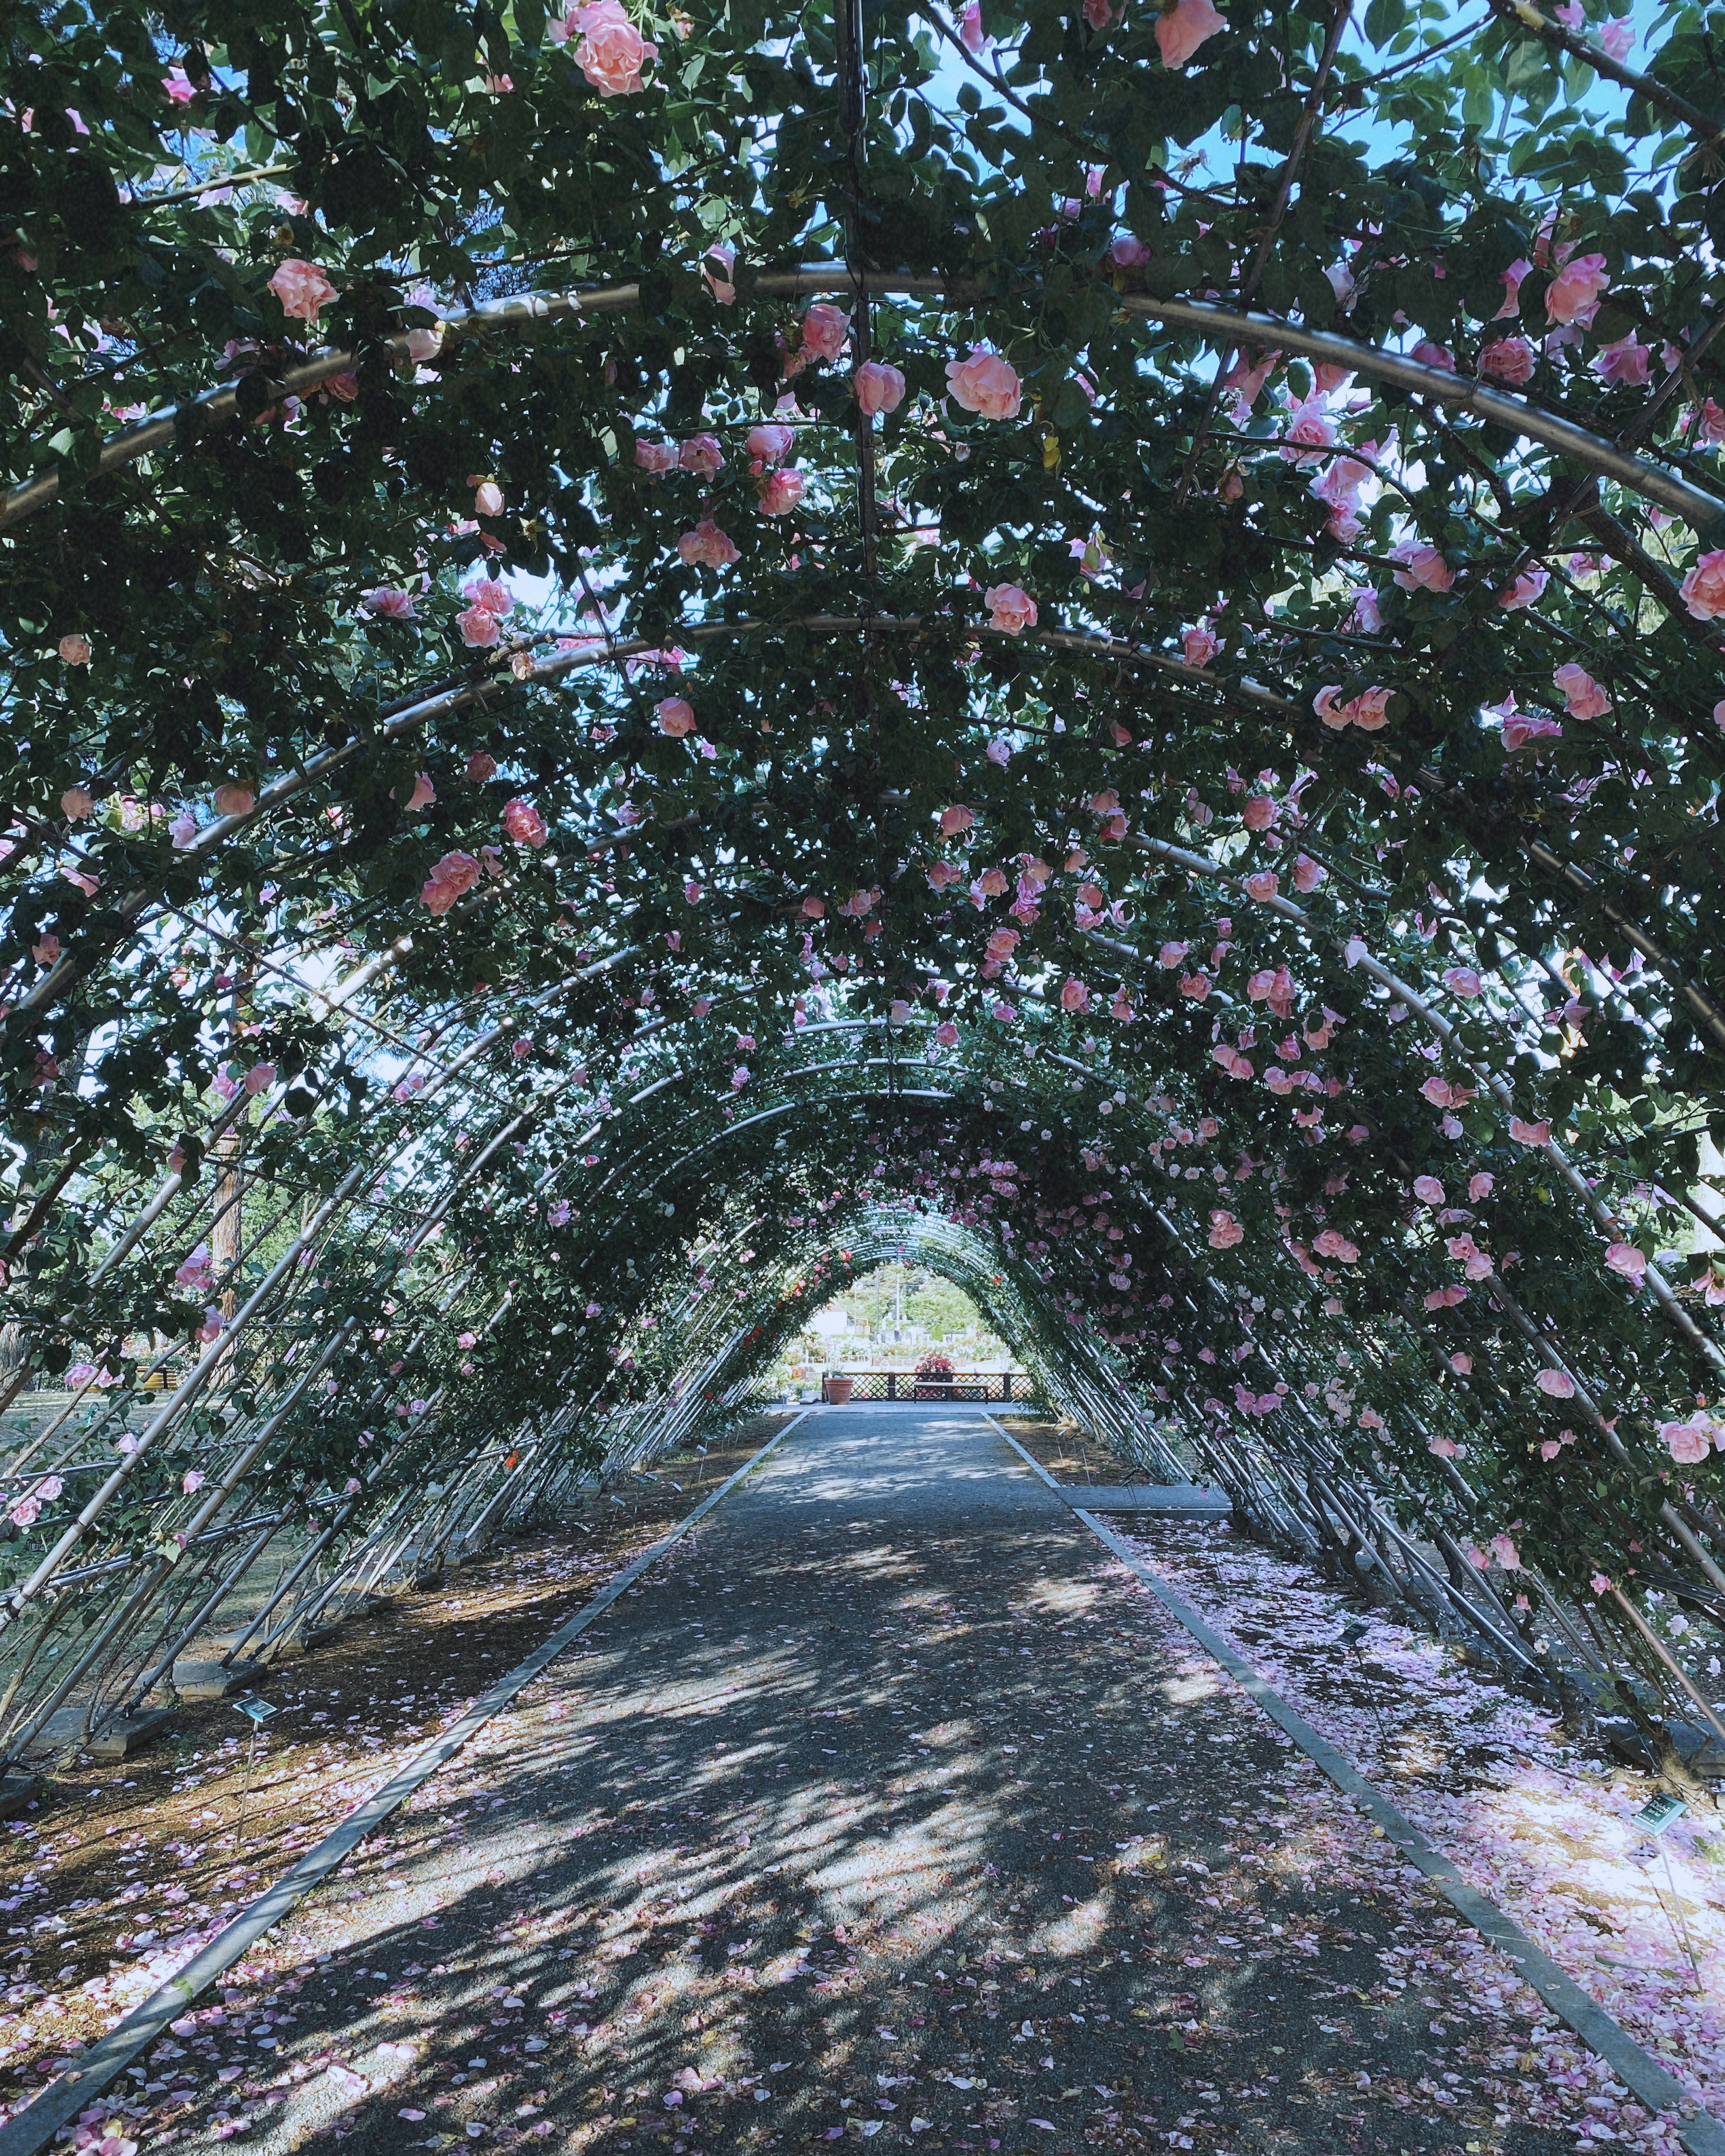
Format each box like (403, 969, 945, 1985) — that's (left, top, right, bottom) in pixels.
(988, 1416, 1725, 2156)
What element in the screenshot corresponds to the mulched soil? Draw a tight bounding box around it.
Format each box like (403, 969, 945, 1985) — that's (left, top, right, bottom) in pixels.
(0, 1405, 1711, 2156)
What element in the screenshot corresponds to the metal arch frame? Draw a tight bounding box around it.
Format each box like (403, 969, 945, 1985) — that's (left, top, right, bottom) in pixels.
(5, 269, 1722, 530)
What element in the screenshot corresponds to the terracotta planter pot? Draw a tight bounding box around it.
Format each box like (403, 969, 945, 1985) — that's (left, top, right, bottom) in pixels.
(824, 1376, 855, 1405)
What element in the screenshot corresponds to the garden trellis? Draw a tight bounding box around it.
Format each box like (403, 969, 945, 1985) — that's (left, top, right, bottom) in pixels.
(3, 0, 1725, 1774)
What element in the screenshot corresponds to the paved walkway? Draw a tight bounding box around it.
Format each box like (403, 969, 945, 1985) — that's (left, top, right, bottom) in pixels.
(167, 1408, 1581, 2156)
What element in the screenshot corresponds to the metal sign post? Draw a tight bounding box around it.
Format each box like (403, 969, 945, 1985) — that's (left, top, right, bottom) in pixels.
(1633, 1794, 1701, 1992)
(230, 1694, 279, 1849)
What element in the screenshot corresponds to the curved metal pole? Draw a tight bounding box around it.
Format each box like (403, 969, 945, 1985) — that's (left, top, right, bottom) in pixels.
(4, 268, 1721, 531)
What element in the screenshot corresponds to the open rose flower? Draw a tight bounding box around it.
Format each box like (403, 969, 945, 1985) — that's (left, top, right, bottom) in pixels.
(58, 632, 91, 664)
(1546, 251, 1610, 325)
(1478, 336, 1535, 385)
(1552, 662, 1610, 717)
(745, 423, 793, 467)
(1208, 1210, 1245, 1248)
(1313, 685, 1391, 732)
(635, 438, 677, 474)
(1604, 1240, 1647, 1284)
(1535, 1367, 1576, 1398)
(985, 583, 1037, 635)
(854, 361, 906, 415)
(1680, 548, 1725, 620)
(212, 782, 255, 818)
(503, 797, 547, 847)
(1661, 1421, 1712, 1465)
(1392, 543, 1454, 594)
(758, 469, 805, 515)
(268, 258, 337, 321)
(785, 303, 848, 376)
(567, 0, 658, 94)
(421, 850, 481, 915)
(946, 347, 1022, 420)
(678, 517, 740, 567)
(1060, 977, 1090, 1012)
(656, 697, 696, 737)
(678, 433, 724, 475)
(61, 784, 95, 820)
(1156, 0, 1226, 67)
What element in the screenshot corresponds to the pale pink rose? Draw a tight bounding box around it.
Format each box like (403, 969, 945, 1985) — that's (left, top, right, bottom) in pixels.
(1546, 251, 1610, 324)
(1179, 972, 1211, 999)
(1499, 566, 1548, 610)
(1601, 16, 1634, 55)
(61, 784, 95, 820)
(457, 604, 501, 647)
(678, 433, 725, 475)
(1243, 870, 1279, 901)
(1060, 977, 1090, 1013)
(467, 750, 498, 781)
(1468, 1172, 1494, 1200)
(1241, 795, 1276, 831)
(781, 302, 848, 379)
(269, 258, 337, 321)
(1479, 336, 1535, 385)
(1109, 234, 1151, 269)
(960, 0, 988, 47)
(1535, 1367, 1575, 1398)
(1279, 397, 1335, 463)
(1413, 1175, 1446, 1206)
(212, 782, 255, 817)
(1502, 709, 1564, 752)
(1312, 1228, 1359, 1263)
(985, 583, 1037, 635)
(1552, 662, 1610, 717)
(730, 1065, 750, 1089)
(745, 423, 794, 466)
(1411, 340, 1455, 372)
(163, 66, 197, 105)
(58, 632, 91, 664)
(1392, 543, 1454, 593)
(927, 861, 965, 890)
(401, 772, 436, 813)
(1084, 0, 1114, 25)
(939, 804, 976, 835)
(759, 469, 805, 515)
(464, 576, 513, 617)
(421, 850, 481, 914)
(503, 797, 547, 847)
(363, 586, 416, 618)
(635, 438, 678, 473)
(657, 696, 696, 737)
(702, 241, 735, 304)
(985, 738, 1012, 766)
(1156, 0, 1226, 67)
(1508, 1115, 1551, 1144)
(1442, 966, 1482, 997)
(1691, 397, 1725, 444)
(854, 362, 906, 415)
(571, 0, 657, 94)
(170, 809, 198, 848)
(1604, 1240, 1646, 1283)
(31, 932, 59, 967)
(1292, 853, 1324, 892)
(243, 1061, 275, 1096)
(678, 517, 740, 566)
(946, 348, 1022, 420)
(1313, 685, 1391, 731)
(1661, 1421, 1711, 1465)
(1182, 624, 1219, 667)
(934, 1021, 960, 1047)
(1208, 1210, 1245, 1249)
(1493, 258, 1530, 318)
(1680, 548, 1725, 619)
(473, 479, 504, 517)
(1594, 332, 1649, 387)
(800, 896, 826, 919)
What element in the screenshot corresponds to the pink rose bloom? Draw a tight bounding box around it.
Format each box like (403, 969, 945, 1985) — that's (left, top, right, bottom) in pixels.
(58, 632, 91, 664)
(571, 0, 658, 94)
(801, 896, 826, 919)
(1241, 794, 1276, 831)
(170, 809, 198, 848)
(1292, 853, 1324, 892)
(61, 784, 95, 820)
(1691, 397, 1725, 444)
(635, 438, 678, 473)
(212, 782, 255, 817)
(1552, 662, 1610, 717)
(783, 302, 848, 376)
(473, 478, 504, 516)
(243, 1061, 276, 1096)
(961, 0, 988, 48)
(1182, 624, 1219, 667)
(985, 738, 1013, 766)
(1313, 685, 1391, 731)
(1179, 972, 1212, 1000)
(402, 772, 435, 812)
(1208, 1211, 1245, 1249)
(1494, 258, 1530, 318)
(702, 241, 735, 305)
(678, 433, 725, 475)
(1661, 1421, 1711, 1465)
(1279, 397, 1335, 463)
(467, 750, 498, 781)
(1243, 870, 1279, 901)
(1593, 332, 1649, 387)
(939, 804, 976, 835)
(421, 851, 481, 914)
(363, 586, 416, 618)
(746, 423, 794, 466)
(269, 258, 337, 321)
(1604, 1241, 1646, 1283)
(1109, 233, 1152, 268)
(1546, 251, 1610, 325)
(1508, 1115, 1551, 1144)
(1312, 1228, 1359, 1263)
(985, 583, 1037, 635)
(163, 66, 197, 105)
(927, 861, 965, 890)
(730, 1065, 750, 1089)
(503, 797, 547, 846)
(946, 348, 1022, 420)
(1441, 966, 1482, 997)
(657, 697, 696, 736)
(1498, 566, 1548, 610)
(934, 1021, 960, 1047)
(464, 576, 513, 617)
(1392, 543, 1455, 593)
(1502, 709, 1563, 752)
(1060, 977, 1090, 1012)
(1468, 1172, 1494, 1200)
(1479, 336, 1535, 385)
(1413, 1176, 1445, 1204)
(678, 517, 740, 566)
(854, 361, 906, 415)
(1411, 340, 1455, 372)
(31, 933, 59, 966)
(759, 469, 805, 515)
(1680, 548, 1725, 619)
(1601, 16, 1634, 55)
(457, 604, 501, 647)
(1535, 1368, 1575, 1398)
(1156, 0, 1226, 67)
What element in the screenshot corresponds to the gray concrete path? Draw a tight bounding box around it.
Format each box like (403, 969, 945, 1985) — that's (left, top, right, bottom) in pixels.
(162, 1407, 1583, 2156)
